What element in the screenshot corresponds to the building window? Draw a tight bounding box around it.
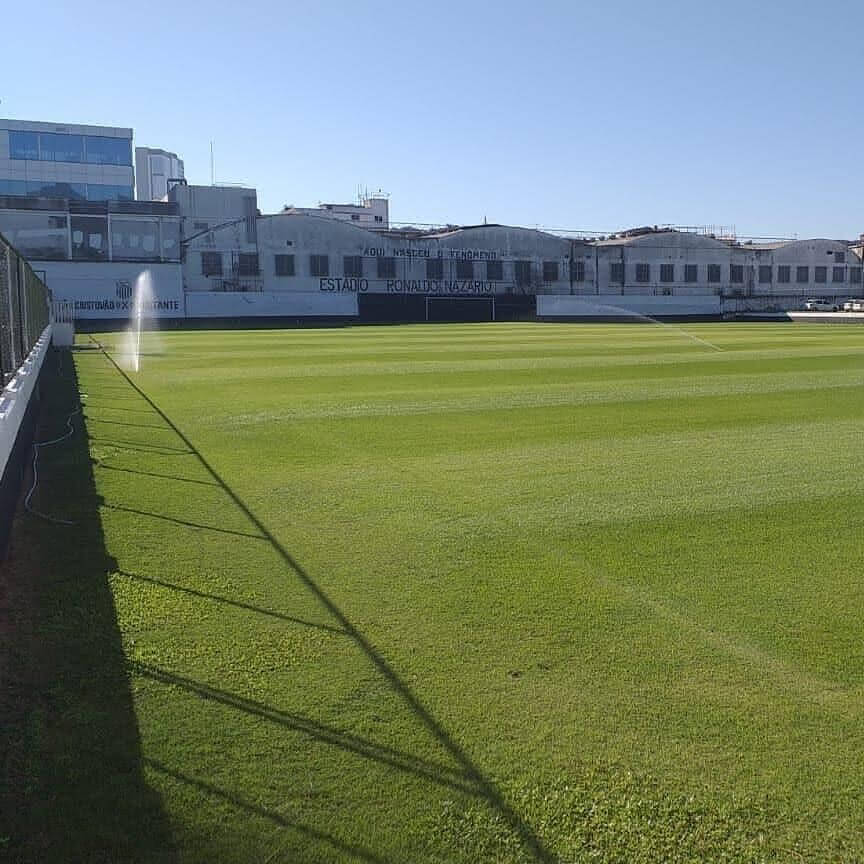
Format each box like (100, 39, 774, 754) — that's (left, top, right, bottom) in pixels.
(310, 254, 329, 277)
(835, 251, 846, 264)
(660, 263, 674, 282)
(193, 221, 209, 231)
(374, 215, 383, 223)
(684, 264, 698, 283)
(9, 131, 39, 160)
(86, 184, 133, 202)
(70, 215, 108, 262)
(84, 135, 133, 166)
(427, 258, 443, 279)
(0, 212, 68, 260)
(275, 254, 295, 276)
(486, 260, 503, 281)
(542, 261, 559, 282)
(456, 259, 474, 279)
(0, 178, 87, 199)
(796, 266, 809, 283)
(0, 179, 27, 196)
(570, 260, 585, 282)
(377, 256, 396, 278)
(161, 222, 181, 261)
(38, 132, 84, 163)
(237, 253, 259, 276)
(815, 266, 827, 283)
(24, 180, 87, 199)
(850, 267, 863, 284)
(730, 264, 744, 284)
(351, 214, 360, 221)
(111, 218, 160, 261)
(514, 260, 532, 287)
(609, 262, 624, 284)
(759, 265, 772, 284)
(832, 266, 846, 283)
(344, 255, 363, 277)
(777, 265, 790, 284)
(635, 263, 650, 282)
(707, 264, 721, 283)
(202, 252, 223, 276)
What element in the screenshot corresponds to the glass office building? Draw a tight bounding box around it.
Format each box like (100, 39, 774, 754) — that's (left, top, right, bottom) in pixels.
(0, 119, 135, 203)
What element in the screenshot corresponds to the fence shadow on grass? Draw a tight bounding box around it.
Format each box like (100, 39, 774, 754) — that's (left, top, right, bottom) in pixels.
(0, 350, 177, 864)
(115, 569, 348, 635)
(98, 347, 557, 864)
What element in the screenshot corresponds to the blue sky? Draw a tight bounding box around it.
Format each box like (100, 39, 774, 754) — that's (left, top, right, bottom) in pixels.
(2, 0, 862, 238)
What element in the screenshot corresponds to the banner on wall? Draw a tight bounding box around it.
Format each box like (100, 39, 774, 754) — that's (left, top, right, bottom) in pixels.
(36, 262, 185, 319)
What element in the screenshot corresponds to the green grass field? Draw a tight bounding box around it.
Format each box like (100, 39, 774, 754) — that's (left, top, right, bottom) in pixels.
(6, 322, 864, 863)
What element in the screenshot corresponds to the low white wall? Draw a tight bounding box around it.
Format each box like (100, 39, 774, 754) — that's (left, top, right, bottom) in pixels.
(184, 292, 358, 318)
(0, 326, 52, 480)
(37, 261, 184, 319)
(537, 294, 721, 318)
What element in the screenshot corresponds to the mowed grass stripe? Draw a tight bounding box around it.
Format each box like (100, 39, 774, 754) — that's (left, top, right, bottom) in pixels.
(61, 323, 864, 862)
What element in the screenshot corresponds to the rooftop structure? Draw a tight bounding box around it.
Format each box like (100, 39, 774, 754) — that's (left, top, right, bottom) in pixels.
(283, 192, 389, 230)
(135, 147, 184, 201)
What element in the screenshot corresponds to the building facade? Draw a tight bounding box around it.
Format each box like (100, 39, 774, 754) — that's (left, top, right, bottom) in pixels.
(0, 194, 184, 319)
(135, 147, 185, 201)
(0, 119, 134, 203)
(170, 183, 260, 294)
(0, 118, 862, 322)
(283, 194, 389, 230)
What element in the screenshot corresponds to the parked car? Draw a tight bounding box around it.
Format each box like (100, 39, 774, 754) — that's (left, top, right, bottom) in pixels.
(854, 300, 864, 312)
(843, 299, 856, 311)
(804, 298, 839, 312)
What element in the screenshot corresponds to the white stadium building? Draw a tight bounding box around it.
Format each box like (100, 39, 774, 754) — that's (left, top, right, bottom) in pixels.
(0, 117, 862, 324)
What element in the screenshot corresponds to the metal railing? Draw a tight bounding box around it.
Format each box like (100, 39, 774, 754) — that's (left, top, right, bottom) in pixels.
(0, 231, 51, 382)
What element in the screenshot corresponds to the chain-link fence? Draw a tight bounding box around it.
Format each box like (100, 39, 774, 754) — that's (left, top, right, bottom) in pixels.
(0, 231, 51, 382)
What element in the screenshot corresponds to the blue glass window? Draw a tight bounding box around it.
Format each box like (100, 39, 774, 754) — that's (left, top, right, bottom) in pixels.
(9, 131, 39, 159)
(0, 179, 28, 196)
(25, 181, 87, 199)
(0, 212, 68, 260)
(84, 136, 132, 166)
(86, 184, 133, 202)
(38, 132, 84, 162)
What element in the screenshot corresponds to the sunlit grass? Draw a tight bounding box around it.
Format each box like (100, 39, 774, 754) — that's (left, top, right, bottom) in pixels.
(14, 322, 864, 862)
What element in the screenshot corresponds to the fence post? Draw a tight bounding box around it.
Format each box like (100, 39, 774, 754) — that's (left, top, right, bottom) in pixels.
(0, 246, 16, 381)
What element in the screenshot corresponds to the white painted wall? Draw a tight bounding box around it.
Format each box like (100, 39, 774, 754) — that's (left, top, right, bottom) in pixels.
(592, 233, 863, 300)
(537, 294, 721, 317)
(255, 214, 590, 296)
(0, 327, 51, 480)
(172, 185, 259, 293)
(288, 196, 390, 229)
(595, 233, 730, 295)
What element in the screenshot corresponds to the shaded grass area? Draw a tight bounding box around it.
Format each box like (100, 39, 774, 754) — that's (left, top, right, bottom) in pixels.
(4, 323, 864, 862)
(0, 350, 176, 863)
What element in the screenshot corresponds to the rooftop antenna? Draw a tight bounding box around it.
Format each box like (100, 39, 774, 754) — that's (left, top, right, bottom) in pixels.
(210, 141, 215, 185)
